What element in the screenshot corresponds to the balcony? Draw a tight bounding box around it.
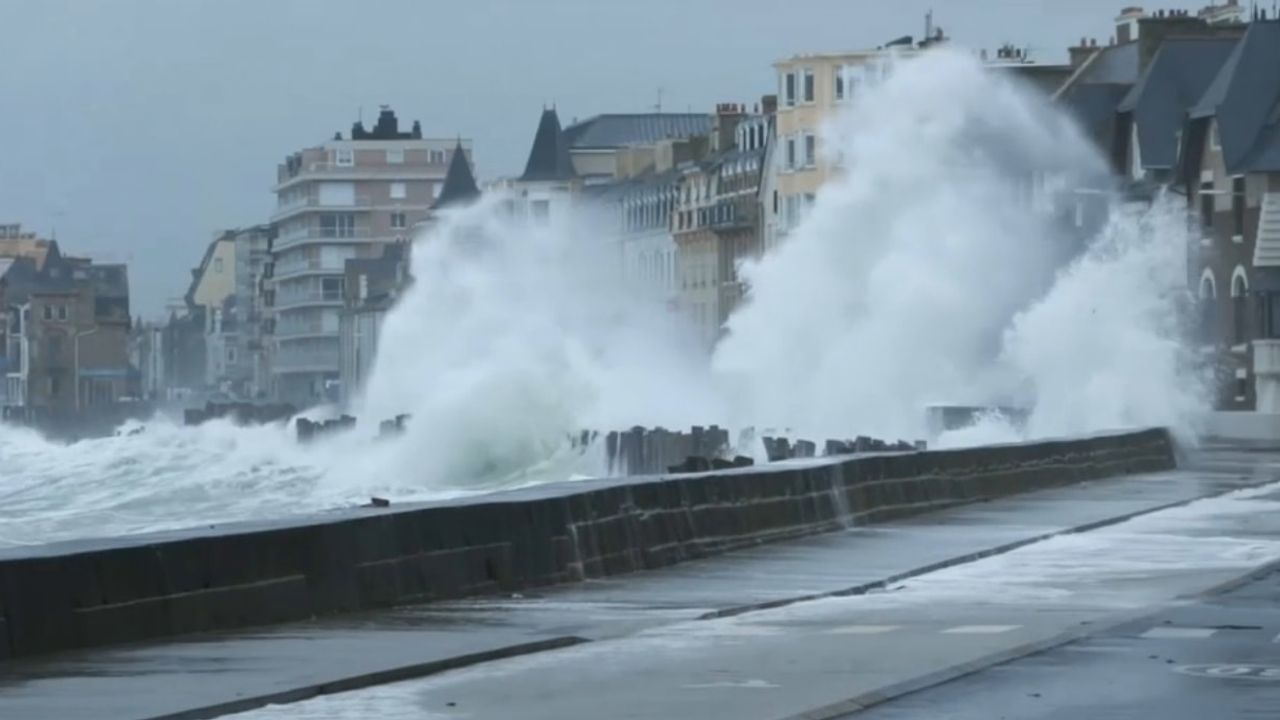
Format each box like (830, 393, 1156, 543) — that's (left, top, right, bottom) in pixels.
(275, 161, 445, 191)
(271, 345, 340, 374)
(273, 226, 373, 252)
(271, 195, 375, 223)
(273, 256, 358, 281)
(272, 294, 345, 311)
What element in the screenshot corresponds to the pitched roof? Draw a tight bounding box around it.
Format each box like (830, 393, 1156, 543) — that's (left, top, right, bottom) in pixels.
(1189, 22, 1280, 172)
(1119, 37, 1238, 169)
(1076, 41, 1141, 85)
(432, 140, 481, 210)
(520, 108, 576, 182)
(1054, 42, 1142, 150)
(0, 237, 54, 270)
(1061, 83, 1133, 149)
(562, 113, 712, 149)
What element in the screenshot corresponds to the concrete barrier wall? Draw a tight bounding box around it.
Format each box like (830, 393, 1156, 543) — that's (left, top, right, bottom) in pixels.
(0, 428, 1175, 660)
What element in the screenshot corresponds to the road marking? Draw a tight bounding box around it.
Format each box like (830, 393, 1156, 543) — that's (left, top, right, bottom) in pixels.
(829, 625, 901, 635)
(941, 625, 1020, 634)
(683, 679, 779, 689)
(1141, 627, 1217, 640)
(1175, 664, 1280, 681)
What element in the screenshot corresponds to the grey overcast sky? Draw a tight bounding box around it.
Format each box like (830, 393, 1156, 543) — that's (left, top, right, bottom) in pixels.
(1, 0, 1132, 318)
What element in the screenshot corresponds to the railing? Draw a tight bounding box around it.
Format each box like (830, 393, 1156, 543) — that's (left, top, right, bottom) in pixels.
(273, 257, 354, 279)
(271, 195, 374, 220)
(278, 157, 448, 181)
(272, 293, 344, 310)
(273, 226, 373, 250)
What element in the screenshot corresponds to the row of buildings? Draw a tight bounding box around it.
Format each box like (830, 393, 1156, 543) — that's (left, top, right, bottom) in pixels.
(0, 223, 134, 433)
(145, 2, 1280, 424)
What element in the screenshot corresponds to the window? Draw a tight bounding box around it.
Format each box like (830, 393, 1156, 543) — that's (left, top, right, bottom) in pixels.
(804, 133, 816, 167)
(57, 304, 68, 321)
(786, 137, 796, 170)
(214, 257, 224, 273)
(335, 148, 354, 167)
(391, 212, 407, 229)
(429, 149, 447, 164)
(1210, 121, 1221, 151)
(835, 67, 845, 101)
(48, 374, 60, 398)
(319, 213, 355, 238)
(784, 72, 796, 107)
(1200, 182, 1214, 232)
(390, 181, 406, 200)
(773, 190, 779, 214)
(321, 277, 344, 301)
(802, 68, 815, 103)
(1233, 176, 1245, 238)
(227, 346, 237, 363)
(386, 149, 404, 164)
(43, 305, 52, 321)
(1233, 270, 1249, 345)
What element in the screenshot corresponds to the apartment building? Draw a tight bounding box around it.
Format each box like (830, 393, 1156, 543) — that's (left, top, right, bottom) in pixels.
(673, 102, 774, 348)
(269, 106, 470, 405)
(337, 142, 482, 406)
(0, 225, 132, 417)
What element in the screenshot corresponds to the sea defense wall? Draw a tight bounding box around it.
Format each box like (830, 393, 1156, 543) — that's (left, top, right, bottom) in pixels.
(0, 427, 1176, 660)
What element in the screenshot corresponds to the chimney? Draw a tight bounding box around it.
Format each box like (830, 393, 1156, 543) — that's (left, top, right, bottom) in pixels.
(1069, 37, 1100, 68)
(1115, 5, 1146, 43)
(760, 94, 778, 116)
(712, 102, 746, 153)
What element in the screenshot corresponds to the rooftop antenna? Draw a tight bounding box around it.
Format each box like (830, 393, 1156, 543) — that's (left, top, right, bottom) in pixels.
(925, 8, 933, 42)
(654, 87, 664, 112)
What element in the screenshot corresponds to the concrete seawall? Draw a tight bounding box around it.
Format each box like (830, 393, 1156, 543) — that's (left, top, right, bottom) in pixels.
(0, 427, 1175, 660)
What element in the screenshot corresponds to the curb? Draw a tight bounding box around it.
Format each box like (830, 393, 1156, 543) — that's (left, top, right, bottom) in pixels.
(700, 475, 1275, 621)
(143, 635, 589, 720)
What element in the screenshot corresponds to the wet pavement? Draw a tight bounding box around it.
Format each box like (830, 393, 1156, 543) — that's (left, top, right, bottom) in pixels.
(850, 561, 1280, 720)
(0, 445, 1276, 720)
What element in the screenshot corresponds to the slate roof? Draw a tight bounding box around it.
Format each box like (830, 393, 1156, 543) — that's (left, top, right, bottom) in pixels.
(1054, 42, 1143, 151)
(520, 109, 576, 182)
(562, 114, 712, 150)
(1119, 37, 1238, 169)
(1190, 21, 1280, 172)
(432, 140, 481, 210)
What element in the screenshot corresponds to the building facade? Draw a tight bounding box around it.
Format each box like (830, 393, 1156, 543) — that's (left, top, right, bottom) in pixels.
(673, 102, 774, 348)
(269, 106, 469, 405)
(0, 225, 133, 418)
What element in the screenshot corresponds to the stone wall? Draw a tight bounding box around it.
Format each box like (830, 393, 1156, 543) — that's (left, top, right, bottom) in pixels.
(0, 428, 1175, 660)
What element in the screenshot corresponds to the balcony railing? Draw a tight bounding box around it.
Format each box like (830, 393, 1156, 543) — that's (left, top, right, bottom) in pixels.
(271, 195, 375, 221)
(276, 160, 447, 186)
(273, 226, 373, 250)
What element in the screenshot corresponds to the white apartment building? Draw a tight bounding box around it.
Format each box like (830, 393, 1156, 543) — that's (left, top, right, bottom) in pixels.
(269, 106, 471, 405)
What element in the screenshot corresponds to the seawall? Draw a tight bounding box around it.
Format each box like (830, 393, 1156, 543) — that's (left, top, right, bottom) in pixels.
(0, 427, 1175, 660)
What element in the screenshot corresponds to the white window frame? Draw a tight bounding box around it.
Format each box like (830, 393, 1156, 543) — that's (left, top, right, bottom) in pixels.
(802, 68, 815, 104)
(784, 71, 796, 107)
(335, 148, 354, 167)
(386, 149, 404, 164)
(804, 133, 817, 168)
(786, 136, 797, 171)
(390, 181, 406, 200)
(391, 212, 407, 229)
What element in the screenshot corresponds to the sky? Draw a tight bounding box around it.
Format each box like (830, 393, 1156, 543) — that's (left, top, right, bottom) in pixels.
(1, 0, 1140, 318)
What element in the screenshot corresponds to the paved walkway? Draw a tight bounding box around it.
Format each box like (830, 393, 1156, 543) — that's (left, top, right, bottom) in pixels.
(0, 445, 1274, 720)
